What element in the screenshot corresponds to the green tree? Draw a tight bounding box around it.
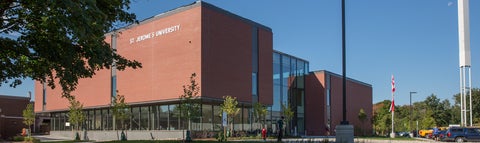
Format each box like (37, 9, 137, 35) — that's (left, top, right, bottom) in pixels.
(358, 108, 367, 136)
(450, 96, 461, 125)
(0, 0, 141, 98)
(22, 103, 34, 137)
(112, 90, 129, 140)
(424, 94, 443, 126)
(68, 97, 85, 140)
(253, 102, 267, 130)
(373, 100, 391, 135)
(221, 95, 240, 138)
(281, 103, 294, 135)
(454, 88, 480, 125)
(438, 99, 452, 126)
(420, 109, 436, 129)
(178, 73, 201, 142)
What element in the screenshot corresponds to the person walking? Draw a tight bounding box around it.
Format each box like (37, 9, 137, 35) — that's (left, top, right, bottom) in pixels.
(262, 127, 267, 141)
(277, 116, 284, 142)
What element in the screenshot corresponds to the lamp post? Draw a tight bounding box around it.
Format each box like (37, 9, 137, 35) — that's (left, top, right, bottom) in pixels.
(410, 91, 417, 137)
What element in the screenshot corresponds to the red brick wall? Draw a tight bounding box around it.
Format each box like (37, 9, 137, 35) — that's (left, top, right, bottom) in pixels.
(0, 96, 31, 140)
(258, 29, 273, 105)
(305, 71, 372, 136)
(326, 72, 373, 136)
(201, 6, 272, 104)
(305, 73, 326, 136)
(34, 3, 273, 111)
(34, 6, 202, 112)
(115, 6, 202, 104)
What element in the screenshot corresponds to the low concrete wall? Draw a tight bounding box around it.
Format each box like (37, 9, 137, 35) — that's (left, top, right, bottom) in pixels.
(50, 130, 185, 141)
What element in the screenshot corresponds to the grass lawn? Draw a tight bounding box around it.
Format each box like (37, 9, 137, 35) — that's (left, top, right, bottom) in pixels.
(43, 141, 269, 143)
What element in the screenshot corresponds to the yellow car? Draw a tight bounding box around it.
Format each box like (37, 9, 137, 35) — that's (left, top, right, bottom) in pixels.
(419, 129, 433, 138)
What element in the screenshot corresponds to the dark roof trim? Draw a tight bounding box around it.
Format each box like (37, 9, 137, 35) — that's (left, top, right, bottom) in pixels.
(107, 1, 271, 35)
(310, 70, 372, 87)
(0, 94, 30, 100)
(200, 1, 271, 32)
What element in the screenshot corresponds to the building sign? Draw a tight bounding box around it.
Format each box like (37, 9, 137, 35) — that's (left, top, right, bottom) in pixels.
(129, 24, 181, 44)
(222, 112, 227, 126)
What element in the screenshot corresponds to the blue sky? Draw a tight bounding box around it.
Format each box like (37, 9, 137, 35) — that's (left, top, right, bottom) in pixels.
(1, 0, 478, 106)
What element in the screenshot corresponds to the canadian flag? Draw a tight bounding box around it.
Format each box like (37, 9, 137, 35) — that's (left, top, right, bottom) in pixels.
(389, 75, 395, 112)
(391, 75, 395, 92)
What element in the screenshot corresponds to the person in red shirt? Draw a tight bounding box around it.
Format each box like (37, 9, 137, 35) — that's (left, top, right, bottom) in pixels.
(262, 127, 267, 141)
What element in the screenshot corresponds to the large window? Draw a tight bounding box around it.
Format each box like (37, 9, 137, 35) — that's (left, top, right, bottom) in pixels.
(94, 110, 101, 130)
(213, 105, 222, 131)
(202, 104, 213, 131)
(140, 106, 149, 130)
(102, 109, 112, 130)
(252, 73, 258, 96)
(272, 51, 309, 135)
(159, 105, 169, 130)
(150, 106, 159, 130)
(169, 104, 180, 130)
(48, 103, 261, 132)
(87, 110, 94, 130)
(131, 107, 140, 130)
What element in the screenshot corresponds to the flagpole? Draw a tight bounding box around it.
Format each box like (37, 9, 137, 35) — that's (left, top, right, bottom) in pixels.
(391, 75, 395, 138)
(391, 91, 395, 138)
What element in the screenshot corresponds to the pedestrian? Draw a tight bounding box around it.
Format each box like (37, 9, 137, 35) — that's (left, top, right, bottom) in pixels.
(277, 116, 284, 142)
(262, 127, 267, 141)
(325, 126, 330, 136)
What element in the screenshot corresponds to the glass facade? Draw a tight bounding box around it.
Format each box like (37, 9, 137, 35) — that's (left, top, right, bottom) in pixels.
(47, 51, 309, 136)
(49, 103, 254, 132)
(272, 51, 309, 135)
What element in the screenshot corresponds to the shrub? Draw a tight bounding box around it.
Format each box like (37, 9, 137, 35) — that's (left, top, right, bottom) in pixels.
(13, 136, 24, 141)
(215, 130, 227, 142)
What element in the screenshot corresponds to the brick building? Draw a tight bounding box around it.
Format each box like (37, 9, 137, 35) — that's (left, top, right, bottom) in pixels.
(34, 1, 372, 140)
(0, 95, 31, 140)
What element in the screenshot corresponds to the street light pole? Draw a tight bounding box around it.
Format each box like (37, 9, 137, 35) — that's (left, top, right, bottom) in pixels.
(410, 91, 417, 137)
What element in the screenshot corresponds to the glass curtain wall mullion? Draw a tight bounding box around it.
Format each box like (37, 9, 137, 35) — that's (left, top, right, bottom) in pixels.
(211, 105, 214, 131)
(140, 106, 149, 130)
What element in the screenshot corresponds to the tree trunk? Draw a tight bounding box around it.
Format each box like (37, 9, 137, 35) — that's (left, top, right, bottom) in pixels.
(28, 126, 31, 137)
(188, 119, 191, 131)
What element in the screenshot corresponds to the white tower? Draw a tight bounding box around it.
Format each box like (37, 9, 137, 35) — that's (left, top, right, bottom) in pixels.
(458, 0, 472, 127)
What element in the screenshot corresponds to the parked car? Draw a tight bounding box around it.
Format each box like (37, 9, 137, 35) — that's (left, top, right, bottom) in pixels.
(433, 130, 446, 141)
(441, 127, 480, 142)
(419, 128, 433, 138)
(398, 132, 410, 137)
(432, 127, 447, 141)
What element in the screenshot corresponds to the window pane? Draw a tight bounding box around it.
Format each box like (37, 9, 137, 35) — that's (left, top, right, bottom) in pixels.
(150, 106, 158, 130)
(140, 106, 149, 130)
(305, 62, 309, 74)
(233, 106, 242, 131)
(273, 85, 281, 111)
(159, 105, 169, 130)
(131, 107, 140, 130)
(244, 107, 253, 131)
(202, 104, 213, 131)
(169, 104, 179, 130)
(273, 53, 281, 84)
(213, 105, 222, 131)
(282, 85, 288, 106)
(94, 110, 101, 130)
(102, 109, 111, 130)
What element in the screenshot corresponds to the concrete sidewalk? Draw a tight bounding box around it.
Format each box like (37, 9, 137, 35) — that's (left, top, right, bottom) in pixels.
(32, 134, 74, 142)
